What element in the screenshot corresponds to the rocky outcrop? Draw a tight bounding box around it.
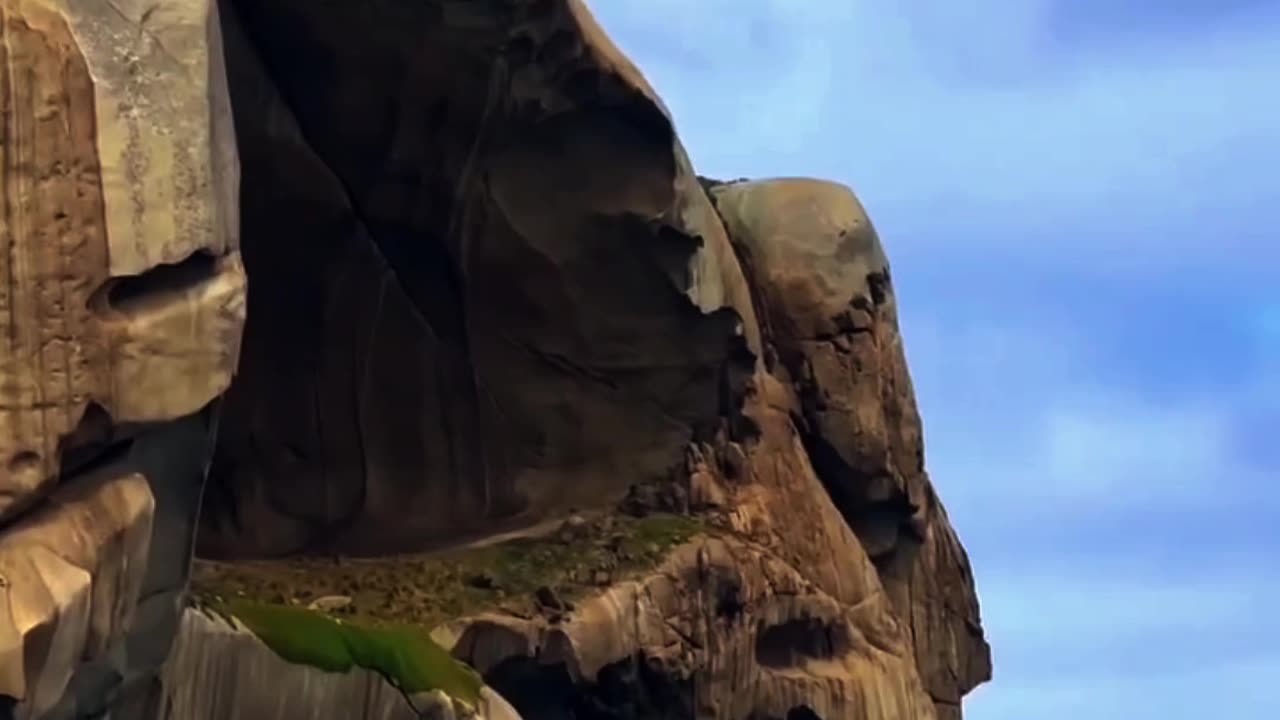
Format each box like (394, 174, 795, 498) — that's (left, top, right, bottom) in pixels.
(0, 0, 989, 718)
(443, 535, 935, 720)
(197, 0, 758, 558)
(0, 0, 240, 716)
(709, 179, 992, 713)
(0, 0, 243, 524)
(0, 464, 153, 718)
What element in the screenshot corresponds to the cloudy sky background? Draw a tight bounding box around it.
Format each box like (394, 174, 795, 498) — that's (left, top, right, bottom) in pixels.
(593, 1, 1279, 717)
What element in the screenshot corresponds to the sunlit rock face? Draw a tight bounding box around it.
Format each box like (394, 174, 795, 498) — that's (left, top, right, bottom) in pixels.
(0, 0, 241, 716)
(0, 467, 153, 718)
(0, 0, 989, 718)
(0, 0, 242, 526)
(709, 178, 992, 715)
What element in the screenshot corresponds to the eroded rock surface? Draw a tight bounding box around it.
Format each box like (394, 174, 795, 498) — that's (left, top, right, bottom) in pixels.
(422, 348, 987, 719)
(0, 0, 243, 523)
(0, 0, 989, 718)
(157, 607, 519, 720)
(0, 466, 152, 719)
(445, 535, 935, 720)
(198, 0, 759, 558)
(0, 0, 242, 716)
(711, 178, 992, 712)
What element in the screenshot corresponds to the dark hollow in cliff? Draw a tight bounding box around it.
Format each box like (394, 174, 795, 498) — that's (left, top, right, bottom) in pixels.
(195, 0, 754, 558)
(485, 655, 694, 720)
(754, 618, 852, 669)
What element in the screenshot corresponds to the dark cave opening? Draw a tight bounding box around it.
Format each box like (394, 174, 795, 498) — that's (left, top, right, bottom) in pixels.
(755, 617, 851, 669)
(485, 654, 694, 720)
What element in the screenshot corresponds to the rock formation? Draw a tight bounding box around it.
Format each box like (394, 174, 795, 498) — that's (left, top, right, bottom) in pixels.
(0, 0, 240, 716)
(198, 0, 759, 559)
(0, 0, 990, 718)
(157, 607, 520, 720)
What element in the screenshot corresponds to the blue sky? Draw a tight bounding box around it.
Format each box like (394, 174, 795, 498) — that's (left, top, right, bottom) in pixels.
(594, 1, 1279, 717)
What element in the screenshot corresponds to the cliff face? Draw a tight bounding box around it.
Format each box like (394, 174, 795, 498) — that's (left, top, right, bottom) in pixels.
(708, 181, 992, 714)
(198, 0, 760, 559)
(0, 1, 989, 719)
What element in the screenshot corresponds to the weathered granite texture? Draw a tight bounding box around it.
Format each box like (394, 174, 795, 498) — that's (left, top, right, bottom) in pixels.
(0, 0, 989, 718)
(710, 179, 992, 713)
(0, 0, 241, 717)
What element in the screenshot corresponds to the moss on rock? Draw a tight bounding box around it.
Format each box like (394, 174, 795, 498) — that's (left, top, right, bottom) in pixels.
(193, 513, 707, 630)
(215, 600, 483, 704)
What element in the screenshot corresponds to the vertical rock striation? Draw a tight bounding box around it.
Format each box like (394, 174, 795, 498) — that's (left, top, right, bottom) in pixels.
(0, 0, 242, 716)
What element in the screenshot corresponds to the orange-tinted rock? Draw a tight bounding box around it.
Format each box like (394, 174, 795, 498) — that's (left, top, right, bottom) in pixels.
(711, 177, 992, 710)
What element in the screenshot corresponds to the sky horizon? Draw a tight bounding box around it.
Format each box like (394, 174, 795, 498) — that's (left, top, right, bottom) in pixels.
(595, 1, 1279, 718)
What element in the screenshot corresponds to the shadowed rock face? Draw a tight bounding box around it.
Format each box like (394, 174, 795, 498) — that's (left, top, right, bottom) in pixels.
(198, 0, 758, 558)
(0, 0, 989, 718)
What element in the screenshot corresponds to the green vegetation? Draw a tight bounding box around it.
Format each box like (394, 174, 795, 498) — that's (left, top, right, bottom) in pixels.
(215, 599, 483, 705)
(193, 513, 707, 631)
(193, 514, 709, 710)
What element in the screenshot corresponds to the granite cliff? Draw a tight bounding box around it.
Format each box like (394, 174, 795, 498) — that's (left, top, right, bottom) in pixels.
(0, 0, 990, 718)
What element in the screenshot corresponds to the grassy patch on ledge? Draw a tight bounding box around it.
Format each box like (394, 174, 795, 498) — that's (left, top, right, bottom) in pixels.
(192, 513, 707, 631)
(212, 599, 482, 704)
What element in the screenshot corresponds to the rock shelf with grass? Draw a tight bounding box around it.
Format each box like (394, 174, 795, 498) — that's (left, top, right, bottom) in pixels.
(192, 513, 710, 631)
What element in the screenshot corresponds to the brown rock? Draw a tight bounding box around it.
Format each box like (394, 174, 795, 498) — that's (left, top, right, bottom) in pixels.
(534, 586, 564, 612)
(557, 514, 589, 543)
(0, 0, 243, 524)
(717, 441, 749, 480)
(198, 0, 758, 558)
(712, 178, 992, 709)
(0, 0, 242, 716)
(0, 464, 153, 716)
(448, 536, 936, 720)
(0, 0, 991, 718)
(688, 469, 728, 509)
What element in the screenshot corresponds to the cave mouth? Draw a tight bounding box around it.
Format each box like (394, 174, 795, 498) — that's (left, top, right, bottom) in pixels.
(755, 617, 852, 669)
(485, 654, 695, 720)
(192, 0, 751, 560)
